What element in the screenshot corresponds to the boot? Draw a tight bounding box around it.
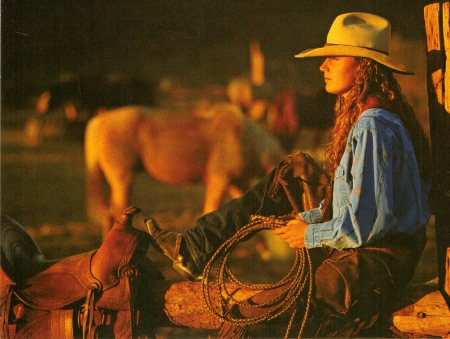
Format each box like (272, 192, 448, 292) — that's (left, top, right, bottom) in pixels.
(145, 218, 202, 282)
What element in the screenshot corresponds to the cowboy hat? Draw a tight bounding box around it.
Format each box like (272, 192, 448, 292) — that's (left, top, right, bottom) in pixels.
(295, 12, 414, 75)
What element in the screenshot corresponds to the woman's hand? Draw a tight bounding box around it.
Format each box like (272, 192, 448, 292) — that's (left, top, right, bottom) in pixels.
(273, 215, 308, 249)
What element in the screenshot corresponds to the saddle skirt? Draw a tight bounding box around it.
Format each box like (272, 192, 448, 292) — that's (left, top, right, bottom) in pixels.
(0, 207, 163, 339)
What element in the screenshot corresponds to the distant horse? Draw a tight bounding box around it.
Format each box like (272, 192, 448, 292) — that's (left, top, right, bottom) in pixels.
(268, 88, 336, 151)
(226, 77, 335, 152)
(36, 74, 158, 116)
(24, 74, 157, 145)
(84, 103, 287, 238)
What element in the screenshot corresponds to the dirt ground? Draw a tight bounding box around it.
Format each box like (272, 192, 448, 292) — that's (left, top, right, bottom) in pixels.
(1, 117, 439, 338)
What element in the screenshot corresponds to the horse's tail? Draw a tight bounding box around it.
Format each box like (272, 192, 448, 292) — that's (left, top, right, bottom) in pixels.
(84, 117, 111, 232)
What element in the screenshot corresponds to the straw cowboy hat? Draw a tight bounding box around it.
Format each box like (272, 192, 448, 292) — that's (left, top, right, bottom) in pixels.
(295, 12, 414, 75)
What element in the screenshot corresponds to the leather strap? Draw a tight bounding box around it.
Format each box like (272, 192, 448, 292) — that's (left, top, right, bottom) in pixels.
(1, 284, 14, 339)
(50, 310, 74, 339)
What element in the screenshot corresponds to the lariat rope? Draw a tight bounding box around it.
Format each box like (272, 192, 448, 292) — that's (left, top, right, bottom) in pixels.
(201, 215, 313, 339)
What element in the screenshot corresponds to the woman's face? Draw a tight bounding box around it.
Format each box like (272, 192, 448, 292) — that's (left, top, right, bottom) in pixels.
(319, 56, 360, 98)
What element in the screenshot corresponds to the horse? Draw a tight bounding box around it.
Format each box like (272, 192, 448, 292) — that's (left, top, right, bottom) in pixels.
(24, 74, 157, 146)
(226, 77, 335, 152)
(84, 103, 287, 238)
(268, 87, 335, 151)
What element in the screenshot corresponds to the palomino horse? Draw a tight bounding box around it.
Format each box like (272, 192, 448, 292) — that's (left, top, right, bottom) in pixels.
(84, 103, 287, 238)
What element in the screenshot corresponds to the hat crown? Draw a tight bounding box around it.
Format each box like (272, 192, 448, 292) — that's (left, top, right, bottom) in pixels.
(326, 12, 391, 54)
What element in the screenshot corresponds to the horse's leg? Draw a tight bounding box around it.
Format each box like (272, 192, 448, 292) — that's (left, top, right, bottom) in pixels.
(85, 127, 111, 234)
(104, 171, 134, 239)
(203, 173, 230, 215)
(227, 185, 244, 199)
(202, 120, 243, 214)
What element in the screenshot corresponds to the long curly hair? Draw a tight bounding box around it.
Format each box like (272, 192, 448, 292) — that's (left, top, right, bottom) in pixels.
(324, 58, 432, 180)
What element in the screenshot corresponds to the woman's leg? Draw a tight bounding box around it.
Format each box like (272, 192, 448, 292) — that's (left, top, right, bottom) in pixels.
(308, 228, 427, 337)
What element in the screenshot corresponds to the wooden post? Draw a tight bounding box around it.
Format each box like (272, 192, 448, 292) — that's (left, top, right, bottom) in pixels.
(424, 1, 450, 306)
(447, 247, 450, 295)
(250, 41, 265, 86)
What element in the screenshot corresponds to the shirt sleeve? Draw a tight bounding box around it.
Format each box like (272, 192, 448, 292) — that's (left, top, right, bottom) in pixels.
(299, 199, 325, 223)
(304, 122, 397, 249)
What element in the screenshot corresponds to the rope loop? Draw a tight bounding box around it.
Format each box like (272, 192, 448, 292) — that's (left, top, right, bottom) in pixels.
(202, 215, 313, 338)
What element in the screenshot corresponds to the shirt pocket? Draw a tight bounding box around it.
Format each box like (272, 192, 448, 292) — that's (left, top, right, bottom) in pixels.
(334, 166, 344, 180)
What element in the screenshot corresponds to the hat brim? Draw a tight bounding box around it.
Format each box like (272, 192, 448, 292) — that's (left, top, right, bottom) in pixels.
(295, 45, 414, 75)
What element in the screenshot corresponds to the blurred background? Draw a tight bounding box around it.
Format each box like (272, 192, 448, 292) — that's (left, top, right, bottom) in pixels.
(1, 1, 437, 337)
(2, 0, 429, 117)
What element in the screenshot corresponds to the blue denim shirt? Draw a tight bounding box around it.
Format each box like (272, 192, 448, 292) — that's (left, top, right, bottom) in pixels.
(301, 108, 431, 249)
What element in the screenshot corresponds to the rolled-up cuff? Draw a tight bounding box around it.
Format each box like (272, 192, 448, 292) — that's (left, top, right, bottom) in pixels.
(299, 207, 323, 224)
(305, 224, 319, 248)
(305, 223, 334, 248)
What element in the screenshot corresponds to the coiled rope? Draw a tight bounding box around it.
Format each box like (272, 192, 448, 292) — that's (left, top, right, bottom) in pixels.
(201, 215, 313, 339)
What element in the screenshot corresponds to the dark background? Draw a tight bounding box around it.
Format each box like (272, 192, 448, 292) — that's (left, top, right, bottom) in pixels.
(2, 0, 428, 109)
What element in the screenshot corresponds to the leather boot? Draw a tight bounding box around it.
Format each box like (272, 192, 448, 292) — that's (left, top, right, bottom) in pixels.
(145, 218, 202, 281)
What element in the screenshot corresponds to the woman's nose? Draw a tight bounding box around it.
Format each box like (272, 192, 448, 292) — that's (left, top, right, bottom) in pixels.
(319, 59, 329, 72)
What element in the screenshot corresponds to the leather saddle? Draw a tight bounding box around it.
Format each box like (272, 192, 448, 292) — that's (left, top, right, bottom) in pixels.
(0, 207, 163, 339)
